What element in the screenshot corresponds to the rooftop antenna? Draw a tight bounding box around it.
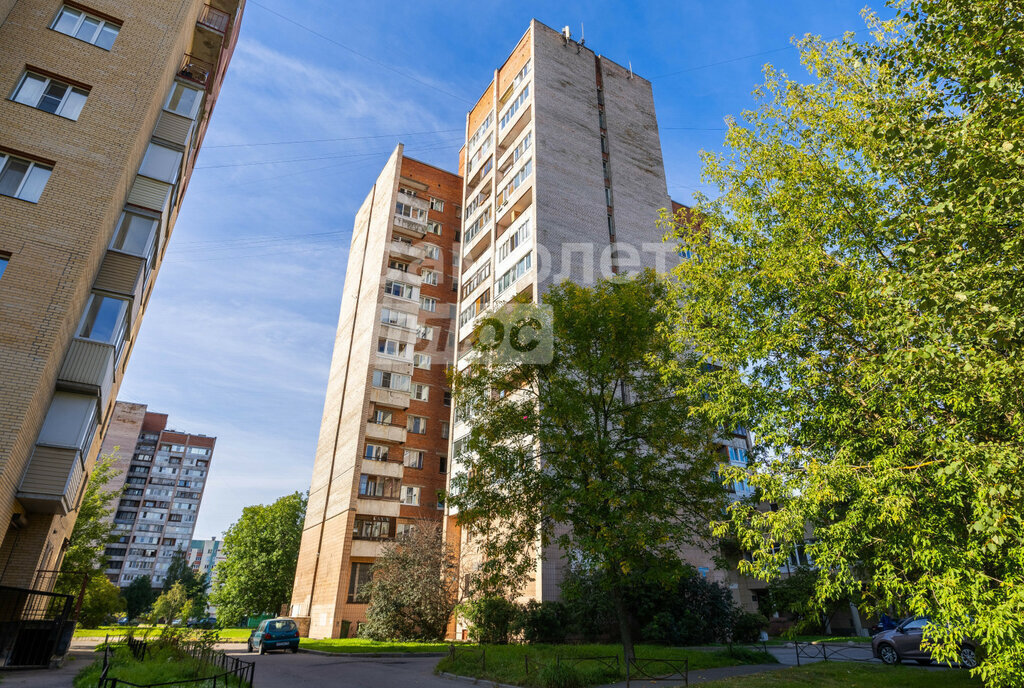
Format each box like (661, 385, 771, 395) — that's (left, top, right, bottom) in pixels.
(628, 60, 634, 79)
(562, 25, 571, 45)
(577, 22, 585, 53)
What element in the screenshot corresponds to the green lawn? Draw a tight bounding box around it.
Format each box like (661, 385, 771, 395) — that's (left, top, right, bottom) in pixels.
(698, 662, 981, 688)
(300, 638, 452, 653)
(74, 644, 251, 688)
(74, 626, 252, 641)
(434, 643, 776, 688)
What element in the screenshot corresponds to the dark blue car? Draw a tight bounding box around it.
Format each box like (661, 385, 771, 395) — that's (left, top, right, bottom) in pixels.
(247, 617, 299, 654)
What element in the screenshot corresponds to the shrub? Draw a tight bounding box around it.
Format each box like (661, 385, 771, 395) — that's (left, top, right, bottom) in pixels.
(460, 596, 518, 644)
(513, 600, 568, 644)
(731, 612, 769, 643)
(538, 663, 585, 688)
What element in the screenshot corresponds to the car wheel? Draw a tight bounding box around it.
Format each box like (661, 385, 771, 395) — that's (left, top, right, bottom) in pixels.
(246, 642, 252, 653)
(291, 646, 299, 654)
(959, 646, 978, 668)
(258, 643, 266, 656)
(878, 644, 900, 665)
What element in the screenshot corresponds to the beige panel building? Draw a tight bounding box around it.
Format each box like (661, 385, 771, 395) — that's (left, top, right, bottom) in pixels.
(290, 146, 463, 638)
(0, 0, 243, 589)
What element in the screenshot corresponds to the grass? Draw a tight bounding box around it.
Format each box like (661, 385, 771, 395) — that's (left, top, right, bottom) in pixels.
(73, 644, 251, 688)
(74, 626, 252, 641)
(300, 638, 452, 653)
(434, 643, 777, 688)
(698, 662, 981, 687)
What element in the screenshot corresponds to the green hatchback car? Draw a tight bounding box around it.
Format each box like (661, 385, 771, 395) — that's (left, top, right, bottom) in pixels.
(247, 618, 300, 654)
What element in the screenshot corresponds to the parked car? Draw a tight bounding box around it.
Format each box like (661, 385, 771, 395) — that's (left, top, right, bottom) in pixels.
(188, 617, 216, 629)
(872, 616, 979, 668)
(247, 617, 300, 655)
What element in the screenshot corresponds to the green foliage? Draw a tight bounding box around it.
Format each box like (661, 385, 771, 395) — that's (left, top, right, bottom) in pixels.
(513, 601, 568, 644)
(73, 638, 241, 688)
(57, 454, 121, 590)
(77, 576, 125, 628)
(460, 596, 519, 644)
(360, 520, 459, 641)
(123, 575, 156, 622)
(162, 549, 208, 620)
(730, 613, 769, 644)
(697, 662, 982, 688)
(150, 581, 190, 625)
(450, 270, 726, 658)
(210, 491, 306, 625)
(538, 663, 585, 688)
(665, 0, 1024, 684)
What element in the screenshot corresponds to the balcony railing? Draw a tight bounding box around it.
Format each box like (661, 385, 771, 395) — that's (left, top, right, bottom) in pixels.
(197, 4, 231, 34)
(178, 54, 215, 89)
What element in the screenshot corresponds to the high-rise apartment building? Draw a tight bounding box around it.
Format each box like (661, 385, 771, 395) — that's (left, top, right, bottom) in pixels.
(0, 0, 243, 589)
(188, 537, 225, 581)
(290, 145, 463, 638)
(94, 401, 215, 589)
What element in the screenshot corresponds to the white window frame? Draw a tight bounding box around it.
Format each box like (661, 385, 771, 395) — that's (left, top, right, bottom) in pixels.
(420, 296, 437, 312)
(426, 220, 442, 235)
(416, 325, 434, 341)
(76, 292, 130, 349)
(109, 210, 159, 265)
(138, 142, 182, 184)
(11, 71, 89, 120)
(424, 244, 441, 260)
(429, 197, 444, 211)
(0, 153, 53, 203)
(407, 416, 427, 434)
(401, 485, 421, 506)
(372, 370, 410, 392)
(164, 81, 203, 119)
(51, 6, 120, 50)
(403, 450, 423, 469)
(414, 353, 431, 369)
(412, 383, 429, 402)
(421, 269, 438, 286)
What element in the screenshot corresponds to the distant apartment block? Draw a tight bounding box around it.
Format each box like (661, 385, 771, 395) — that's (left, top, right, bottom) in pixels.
(188, 537, 225, 581)
(290, 146, 463, 638)
(96, 402, 215, 589)
(0, 0, 244, 589)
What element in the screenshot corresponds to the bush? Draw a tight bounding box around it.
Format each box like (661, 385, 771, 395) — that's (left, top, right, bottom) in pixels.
(513, 601, 568, 644)
(460, 597, 518, 644)
(538, 663, 585, 688)
(731, 612, 769, 643)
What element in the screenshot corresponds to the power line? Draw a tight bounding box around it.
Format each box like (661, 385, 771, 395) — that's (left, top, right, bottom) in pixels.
(204, 128, 464, 149)
(249, 1, 472, 105)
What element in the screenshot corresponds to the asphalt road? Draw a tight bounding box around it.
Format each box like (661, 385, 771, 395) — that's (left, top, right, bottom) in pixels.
(222, 647, 457, 688)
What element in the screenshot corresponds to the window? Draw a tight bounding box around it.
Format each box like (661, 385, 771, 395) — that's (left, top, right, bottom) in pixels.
(76, 293, 129, 346)
(380, 307, 411, 328)
(443, 392, 452, 407)
(389, 258, 409, 272)
(384, 280, 416, 299)
(377, 338, 409, 359)
(504, 132, 532, 171)
(364, 444, 389, 462)
(421, 269, 438, 286)
(12, 72, 88, 120)
(347, 562, 373, 603)
(461, 262, 491, 298)
(395, 201, 426, 221)
(467, 111, 493, 154)
(371, 408, 393, 425)
(436, 491, 445, 510)
(372, 370, 410, 391)
(407, 416, 427, 434)
(441, 422, 449, 439)
(52, 6, 120, 50)
(358, 474, 400, 499)
(412, 383, 429, 401)
(188, 447, 210, 456)
(498, 220, 531, 262)
(464, 207, 491, 245)
(0, 254, 7, 281)
(496, 253, 532, 295)
(426, 220, 442, 235)
(500, 84, 530, 129)
(414, 354, 431, 369)
(401, 485, 421, 506)
(429, 197, 444, 211)
(139, 142, 182, 184)
(109, 211, 158, 262)
(417, 325, 434, 341)
(460, 289, 490, 326)
(498, 158, 532, 205)
(164, 82, 202, 119)
(0, 153, 52, 203)
(404, 450, 423, 469)
(419, 296, 437, 312)
(353, 516, 393, 541)
(728, 447, 748, 465)
(397, 522, 416, 539)
(425, 245, 441, 260)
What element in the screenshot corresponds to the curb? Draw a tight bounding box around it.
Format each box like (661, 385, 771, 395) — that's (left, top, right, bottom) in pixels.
(438, 671, 522, 688)
(298, 649, 448, 658)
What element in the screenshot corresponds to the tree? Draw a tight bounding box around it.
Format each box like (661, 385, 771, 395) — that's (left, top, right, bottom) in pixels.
(449, 271, 725, 659)
(124, 575, 156, 622)
(163, 548, 208, 617)
(360, 520, 460, 641)
(57, 454, 122, 591)
(666, 0, 1023, 683)
(151, 581, 190, 625)
(78, 576, 126, 628)
(210, 492, 306, 626)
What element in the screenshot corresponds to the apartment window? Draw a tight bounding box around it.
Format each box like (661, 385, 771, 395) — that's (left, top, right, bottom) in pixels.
(498, 220, 531, 262)
(364, 444, 389, 462)
(441, 422, 449, 440)
(461, 262, 491, 298)
(347, 562, 373, 602)
(139, 142, 182, 184)
(439, 455, 448, 473)
(421, 269, 438, 286)
(420, 296, 437, 312)
(51, 6, 120, 50)
(0, 153, 52, 203)
(426, 220, 442, 235)
(496, 253, 532, 295)
(404, 450, 423, 469)
(425, 245, 440, 260)
(188, 447, 209, 456)
(396, 522, 416, 539)
(459, 289, 490, 326)
(377, 338, 409, 359)
(395, 201, 426, 221)
(372, 369, 410, 391)
(499, 159, 532, 205)
(463, 207, 491, 245)
(407, 416, 427, 434)
(389, 258, 409, 272)
(413, 353, 431, 369)
(443, 391, 452, 407)
(500, 84, 530, 129)
(429, 197, 444, 211)
(164, 82, 202, 119)
(380, 307, 410, 328)
(353, 516, 393, 541)
(12, 72, 88, 120)
(411, 383, 429, 402)
(605, 187, 613, 206)
(728, 446, 749, 466)
(436, 491, 445, 510)
(0, 254, 7, 281)
(358, 474, 400, 500)
(384, 280, 416, 299)
(109, 211, 158, 262)
(416, 325, 434, 341)
(77, 293, 129, 346)
(400, 485, 421, 506)
(371, 408, 393, 425)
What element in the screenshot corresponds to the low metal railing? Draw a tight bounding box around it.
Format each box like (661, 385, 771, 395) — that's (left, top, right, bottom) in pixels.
(197, 4, 231, 33)
(178, 54, 215, 89)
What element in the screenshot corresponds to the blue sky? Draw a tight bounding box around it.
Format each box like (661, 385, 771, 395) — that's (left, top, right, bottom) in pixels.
(118, 0, 883, 538)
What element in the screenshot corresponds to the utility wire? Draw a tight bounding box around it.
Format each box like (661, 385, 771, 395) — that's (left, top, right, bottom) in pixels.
(249, 1, 472, 105)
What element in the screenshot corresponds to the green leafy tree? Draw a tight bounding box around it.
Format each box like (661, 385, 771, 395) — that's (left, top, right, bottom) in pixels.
(151, 581, 190, 625)
(210, 492, 306, 626)
(163, 548, 208, 618)
(666, 0, 1023, 683)
(123, 575, 156, 622)
(449, 271, 725, 659)
(361, 520, 459, 641)
(57, 454, 122, 590)
(77, 576, 126, 628)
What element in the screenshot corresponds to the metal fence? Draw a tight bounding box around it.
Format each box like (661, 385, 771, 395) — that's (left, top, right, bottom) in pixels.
(626, 657, 689, 688)
(98, 634, 256, 687)
(793, 641, 875, 666)
(0, 584, 75, 667)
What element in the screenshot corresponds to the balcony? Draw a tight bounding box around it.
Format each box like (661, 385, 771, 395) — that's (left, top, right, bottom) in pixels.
(57, 338, 115, 404)
(197, 4, 231, 33)
(17, 446, 85, 515)
(369, 387, 410, 409)
(365, 422, 407, 444)
(390, 241, 426, 262)
(393, 214, 426, 238)
(178, 54, 215, 89)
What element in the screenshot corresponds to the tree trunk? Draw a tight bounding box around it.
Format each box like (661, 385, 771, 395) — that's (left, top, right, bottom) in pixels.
(612, 587, 635, 663)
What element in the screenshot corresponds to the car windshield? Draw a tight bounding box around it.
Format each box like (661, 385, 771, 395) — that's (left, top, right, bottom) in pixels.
(268, 620, 295, 632)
